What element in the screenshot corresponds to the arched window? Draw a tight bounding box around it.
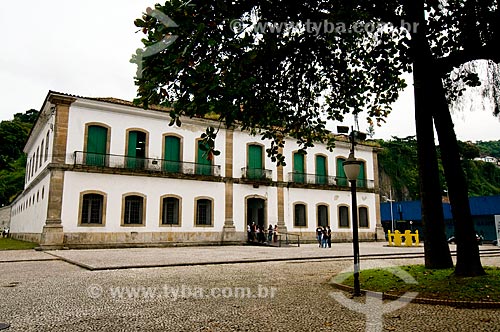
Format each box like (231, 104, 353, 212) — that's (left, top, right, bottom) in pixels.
(357, 161, 367, 188)
(126, 130, 148, 169)
(293, 152, 306, 183)
(196, 141, 213, 176)
(40, 139, 44, 167)
(80, 193, 105, 225)
(86, 125, 109, 166)
(294, 203, 307, 227)
(315, 155, 327, 185)
(359, 207, 369, 228)
(317, 204, 329, 227)
(336, 157, 347, 187)
(45, 131, 50, 162)
(195, 198, 213, 226)
(163, 135, 181, 172)
(123, 195, 145, 225)
(247, 144, 264, 179)
(338, 205, 350, 228)
(161, 196, 180, 225)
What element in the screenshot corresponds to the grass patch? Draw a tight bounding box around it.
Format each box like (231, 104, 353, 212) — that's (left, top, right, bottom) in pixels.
(335, 265, 500, 302)
(0, 237, 38, 250)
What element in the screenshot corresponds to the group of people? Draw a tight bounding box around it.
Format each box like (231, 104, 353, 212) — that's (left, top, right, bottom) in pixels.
(247, 223, 279, 243)
(1, 227, 9, 238)
(316, 226, 331, 248)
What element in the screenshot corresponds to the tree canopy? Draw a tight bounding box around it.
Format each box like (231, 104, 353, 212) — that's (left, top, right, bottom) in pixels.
(0, 109, 38, 206)
(134, 0, 410, 163)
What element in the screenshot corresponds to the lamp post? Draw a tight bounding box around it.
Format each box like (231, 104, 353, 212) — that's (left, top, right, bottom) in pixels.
(343, 129, 362, 297)
(384, 189, 395, 233)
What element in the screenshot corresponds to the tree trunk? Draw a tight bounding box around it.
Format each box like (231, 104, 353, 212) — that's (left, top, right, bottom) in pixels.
(407, 0, 453, 269)
(428, 64, 485, 276)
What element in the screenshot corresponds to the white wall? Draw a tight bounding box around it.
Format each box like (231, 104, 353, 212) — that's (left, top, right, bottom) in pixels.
(285, 187, 376, 233)
(10, 173, 50, 233)
(24, 113, 54, 188)
(61, 172, 225, 233)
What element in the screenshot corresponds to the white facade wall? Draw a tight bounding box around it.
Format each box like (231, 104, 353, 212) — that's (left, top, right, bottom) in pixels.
(61, 172, 225, 233)
(10, 172, 50, 234)
(24, 107, 54, 188)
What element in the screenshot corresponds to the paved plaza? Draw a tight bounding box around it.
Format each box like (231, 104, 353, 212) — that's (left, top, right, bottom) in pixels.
(1, 243, 499, 331)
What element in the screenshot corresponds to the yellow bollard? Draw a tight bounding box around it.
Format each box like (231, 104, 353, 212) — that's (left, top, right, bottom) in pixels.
(404, 230, 412, 246)
(388, 230, 393, 246)
(394, 230, 402, 246)
(414, 230, 419, 246)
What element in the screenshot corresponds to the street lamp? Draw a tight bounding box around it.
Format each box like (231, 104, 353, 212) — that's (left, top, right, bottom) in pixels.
(343, 130, 363, 297)
(382, 189, 395, 233)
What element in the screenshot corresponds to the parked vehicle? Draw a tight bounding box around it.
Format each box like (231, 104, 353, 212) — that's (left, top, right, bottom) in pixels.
(447, 233, 483, 245)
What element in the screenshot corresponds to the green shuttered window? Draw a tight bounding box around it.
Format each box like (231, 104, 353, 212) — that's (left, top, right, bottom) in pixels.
(164, 136, 181, 172)
(248, 144, 263, 179)
(86, 125, 107, 166)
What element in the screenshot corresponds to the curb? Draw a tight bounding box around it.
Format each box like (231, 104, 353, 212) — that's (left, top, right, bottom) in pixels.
(330, 282, 500, 309)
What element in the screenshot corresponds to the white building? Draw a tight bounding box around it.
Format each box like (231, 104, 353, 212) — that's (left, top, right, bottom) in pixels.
(9, 91, 384, 249)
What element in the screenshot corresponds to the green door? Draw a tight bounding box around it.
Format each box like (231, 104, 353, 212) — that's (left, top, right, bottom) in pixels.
(293, 153, 305, 183)
(164, 136, 181, 172)
(196, 141, 212, 175)
(127, 131, 146, 169)
(126, 131, 138, 169)
(248, 145, 263, 179)
(315, 155, 327, 185)
(337, 158, 347, 186)
(357, 162, 366, 188)
(86, 125, 107, 166)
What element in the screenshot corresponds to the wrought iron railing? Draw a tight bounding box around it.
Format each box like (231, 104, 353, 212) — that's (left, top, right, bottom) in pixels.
(287, 172, 337, 185)
(336, 177, 375, 189)
(287, 173, 374, 189)
(73, 151, 221, 177)
(241, 167, 272, 181)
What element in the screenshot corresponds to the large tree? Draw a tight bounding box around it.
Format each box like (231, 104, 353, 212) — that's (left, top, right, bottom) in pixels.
(133, 0, 499, 275)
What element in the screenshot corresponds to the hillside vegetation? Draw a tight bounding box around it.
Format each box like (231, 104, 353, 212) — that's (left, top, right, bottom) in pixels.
(0, 110, 38, 206)
(378, 136, 500, 201)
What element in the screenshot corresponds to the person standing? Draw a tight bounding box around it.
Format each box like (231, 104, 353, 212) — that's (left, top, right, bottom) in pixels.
(267, 224, 274, 243)
(316, 226, 323, 247)
(327, 226, 332, 248)
(321, 227, 328, 248)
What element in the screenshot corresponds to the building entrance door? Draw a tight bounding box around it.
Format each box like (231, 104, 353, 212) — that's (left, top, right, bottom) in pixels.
(247, 198, 266, 229)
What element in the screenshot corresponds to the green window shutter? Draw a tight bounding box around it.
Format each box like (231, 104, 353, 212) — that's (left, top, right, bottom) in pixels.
(293, 153, 305, 183)
(127, 131, 138, 168)
(86, 125, 107, 166)
(196, 141, 212, 175)
(164, 136, 181, 172)
(337, 158, 347, 186)
(248, 145, 263, 179)
(357, 162, 366, 188)
(315, 155, 327, 185)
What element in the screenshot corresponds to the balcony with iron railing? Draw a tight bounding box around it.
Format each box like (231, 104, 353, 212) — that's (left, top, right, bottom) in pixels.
(241, 167, 273, 181)
(287, 172, 374, 189)
(72, 151, 221, 177)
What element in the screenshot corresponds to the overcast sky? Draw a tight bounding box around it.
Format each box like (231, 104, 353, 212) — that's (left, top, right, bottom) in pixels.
(1, 1, 498, 142)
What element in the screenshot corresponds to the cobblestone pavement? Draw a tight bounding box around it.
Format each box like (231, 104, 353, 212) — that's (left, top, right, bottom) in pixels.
(44, 242, 499, 270)
(0, 246, 499, 331)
